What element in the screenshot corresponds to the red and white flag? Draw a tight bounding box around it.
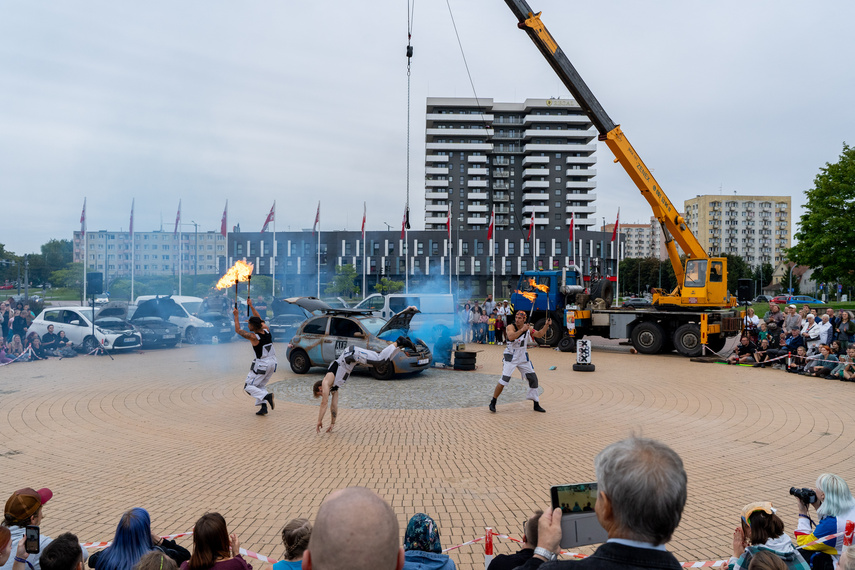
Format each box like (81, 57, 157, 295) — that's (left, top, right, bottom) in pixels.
(526, 210, 535, 241)
(129, 199, 134, 237)
(401, 204, 410, 240)
(173, 200, 181, 236)
(312, 202, 320, 236)
(611, 208, 620, 242)
(361, 202, 366, 241)
(261, 201, 275, 233)
(220, 200, 228, 238)
(80, 198, 87, 236)
(487, 208, 495, 241)
(446, 204, 451, 240)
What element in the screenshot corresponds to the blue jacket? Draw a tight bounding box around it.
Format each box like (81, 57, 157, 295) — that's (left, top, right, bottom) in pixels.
(403, 550, 456, 570)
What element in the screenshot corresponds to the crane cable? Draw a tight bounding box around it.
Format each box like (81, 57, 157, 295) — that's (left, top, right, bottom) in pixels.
(405, 0, 415, 222)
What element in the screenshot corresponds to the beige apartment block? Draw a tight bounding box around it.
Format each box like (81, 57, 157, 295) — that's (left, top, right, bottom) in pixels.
(605, 217, 684, 260)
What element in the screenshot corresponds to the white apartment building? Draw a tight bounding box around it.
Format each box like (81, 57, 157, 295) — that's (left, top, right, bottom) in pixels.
(684, 195, 792, 266)
(424, 97, 598, 234)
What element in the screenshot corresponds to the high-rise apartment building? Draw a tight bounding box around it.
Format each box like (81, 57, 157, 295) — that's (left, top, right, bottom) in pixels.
(424, 97, 597, 235)
(605, 216, 686, 260)
(683, 195, 792, 266)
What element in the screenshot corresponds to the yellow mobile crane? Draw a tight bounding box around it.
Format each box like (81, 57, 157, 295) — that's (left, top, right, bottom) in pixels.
(504, 0, 740, 356)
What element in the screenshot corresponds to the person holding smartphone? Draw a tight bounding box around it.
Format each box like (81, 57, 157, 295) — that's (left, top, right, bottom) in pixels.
(1, 488, 88, 570)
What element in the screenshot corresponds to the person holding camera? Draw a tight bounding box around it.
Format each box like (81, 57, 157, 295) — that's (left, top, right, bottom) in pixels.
(514, 437, 686, 570)
(726, 502, 807, 570)
(792, 474, 855, 569)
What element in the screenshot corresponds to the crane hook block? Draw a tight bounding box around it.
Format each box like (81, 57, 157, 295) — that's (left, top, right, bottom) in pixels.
(406, 45, 414, 58)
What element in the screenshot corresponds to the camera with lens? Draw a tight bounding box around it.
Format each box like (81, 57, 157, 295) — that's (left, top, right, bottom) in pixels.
(790, 487, 817, 504)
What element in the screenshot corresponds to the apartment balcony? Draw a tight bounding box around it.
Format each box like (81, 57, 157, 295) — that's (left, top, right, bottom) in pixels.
(525, 143, 596, 153)
(495, 216, 510, 226)
(468, 204, 489, 213)
(523, 113, 588, 124)
(425, 155, 449, 163)
(566, 180, 596, 189)
(425, 113, 493, 124)
(492, 157, 510, 166)
(565, 205, 597, 214)
(425, 179, 449, 187)
(523, 168, 549, 178)
(493, 131, 523, 140)
(426, 166, 449, 175)
(493, 169, 509, 178)
(565, 168, 597, 177)
(523, 128, 596, 139)
(565, 155, 597, 165)
(569, 217, 596, 227)
(493, 117, 524, 125)
(468, 167, 488, 176)
(426, 142, 493, 151)
(522, 192, 549, 201)
(565, 192, 597, 202)
(426, 204, 448, 212)
(468, 155, 488, 163)
(426, 128, 491, 137)
(521, 180, 549, 190)
(467, 192, 488, 200)
(523, 156, 549, 166)
(467, 216, 488, 225)
(467, 179, 488, 188)
(522, 205, 549, 214)
(424, 191, 448, 200)
(494, 205, 510, 214)
(492, 192, 509, 202)
(492, 182, 509, 191)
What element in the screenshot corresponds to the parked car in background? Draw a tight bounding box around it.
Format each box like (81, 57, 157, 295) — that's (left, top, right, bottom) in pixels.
(621, 297, 652, 309)
(268, 303, 312, 342)
(105, 300, 182, 348)
(353, 293, 457, 337)
(322, 297, 350, 309)
(29, 306, 141, 353)
(771, 295, 791, 304)
(753, 295, 773, 303)
(789, 295, 826, 305)
(133, 295, 216, 343)
(285, 298, 431, 379)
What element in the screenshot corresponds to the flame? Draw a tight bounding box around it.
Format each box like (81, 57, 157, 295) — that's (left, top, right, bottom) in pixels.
(216, 260, 254, 290)
(517, 290, 537, 302)
(528, 278, 549, 293)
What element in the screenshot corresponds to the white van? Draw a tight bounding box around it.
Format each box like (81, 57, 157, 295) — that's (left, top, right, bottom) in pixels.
(354, 293, 457, 333)
(133, 295, 216, 343)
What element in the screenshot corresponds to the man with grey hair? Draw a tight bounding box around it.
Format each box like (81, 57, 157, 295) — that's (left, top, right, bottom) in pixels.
(303, 487, 404, 570)
(514, 437, 687, 569)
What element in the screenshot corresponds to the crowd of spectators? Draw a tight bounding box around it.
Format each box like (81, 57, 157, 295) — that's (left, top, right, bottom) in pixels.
(4, 438, 855, 570)
(0, 297, 75, 364)
(459, 297, 512, 345)
(727, 303, 855, 379)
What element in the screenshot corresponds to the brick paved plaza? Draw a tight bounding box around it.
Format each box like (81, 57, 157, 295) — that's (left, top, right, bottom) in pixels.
(2, 341, 854, 569)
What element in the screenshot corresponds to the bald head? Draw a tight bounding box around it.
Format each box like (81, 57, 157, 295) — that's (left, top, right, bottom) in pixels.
(306, 487, 402, 570)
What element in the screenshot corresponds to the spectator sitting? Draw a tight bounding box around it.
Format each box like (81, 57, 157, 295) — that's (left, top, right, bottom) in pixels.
(728, 336, 756, 365)
(764, 304, 785, 334)
(786, 346, 808, 375)
(517, 437, 687, 570)
(401, 513, 455, 570)
(830, 340, 844, 358)
(303, 487, 403, 570)
(840, 547, 855, 570)
(744, 308, 760, 342)
(784, 305, 802, 334)
(0, 338, 12, 364)
(27, 336, 48, 361)
(808, 345, 838, 378)
(88, 508, 190, 570)
(487, 510, 541, 570)
(749, 550, 789, 570)
(1, 527, 11, 567)
(758, 323, 770, 344)
(726, 502, 808, 570)
(56, 332, 76, 358)
(38, 533, 84, 570)
(7, 335, 23, 360)
(841, 347, 855, 382)
(753, 340, 771, 368)
(181, 513, 249, 570)
(794, 473, 855, 569)
(800, 315, 820, 354)
(770, 330, 805, 369)
(41, 325, 59, 356)
(133, 552, 179, 570)
(1, 488, 89, 570)
(267, 518, 312, 570)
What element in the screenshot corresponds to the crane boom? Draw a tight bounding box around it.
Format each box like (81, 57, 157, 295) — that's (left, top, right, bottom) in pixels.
(503, 0, 709, 288)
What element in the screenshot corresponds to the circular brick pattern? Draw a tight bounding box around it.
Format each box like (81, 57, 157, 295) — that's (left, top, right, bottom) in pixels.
(270, 368, 541, 409)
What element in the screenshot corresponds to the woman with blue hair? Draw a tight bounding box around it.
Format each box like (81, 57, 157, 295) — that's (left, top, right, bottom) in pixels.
(794, 474, 855, 569)
(88, 508, 190, 570)
(402, 513, 455, 570)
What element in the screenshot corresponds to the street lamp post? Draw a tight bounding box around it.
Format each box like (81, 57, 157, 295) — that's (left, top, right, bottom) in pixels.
(191, 221, 198, 293)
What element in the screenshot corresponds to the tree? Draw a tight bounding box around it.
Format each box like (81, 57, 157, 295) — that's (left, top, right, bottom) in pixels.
(49, 263, 84, 292)
(752, 263, 775, 290)
(618, 257, 677, 295)
(789, 143, 855, 283)
(722, 254, 753, 293)
(374, 277, 404, 294)
(325, 264, 360, 298)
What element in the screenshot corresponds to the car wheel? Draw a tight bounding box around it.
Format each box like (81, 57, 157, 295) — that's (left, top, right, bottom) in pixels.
(82, 336, 100, 353)
(289, 349, 311, 374)
(673, 324, 702, 357)
(631, 322, 664, 355)
(184, 327, 198, 344)
(370, 360, 395, 380)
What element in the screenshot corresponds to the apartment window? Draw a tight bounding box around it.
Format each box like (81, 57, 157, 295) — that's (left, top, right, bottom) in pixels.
(555, 166, 561, 171)
(554, 202, 561, 208)
(555, 242, 562, 255)
(555, 213, 561, 220)
(460, 164, 464, 172)
(459, 176, 464, 184)
(461, 242, 469, 255)
(505, 259, 512, 273)
(555, 189, 561, 195)
(476, 240, 484, 255)
(523, 242, 530, 255)
(508, 242, 515, 255)
(474, 260, 481, 273)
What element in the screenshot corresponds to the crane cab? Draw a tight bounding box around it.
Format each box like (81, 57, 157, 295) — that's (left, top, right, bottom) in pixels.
(679, 258, 732, 307)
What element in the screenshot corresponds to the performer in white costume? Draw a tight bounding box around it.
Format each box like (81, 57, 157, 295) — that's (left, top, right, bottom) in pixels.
(234, 299, 277, 416)
(489, 310, 551, 413)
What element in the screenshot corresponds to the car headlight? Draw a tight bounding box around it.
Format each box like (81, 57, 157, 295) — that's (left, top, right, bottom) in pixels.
(202, 322, 214, 328)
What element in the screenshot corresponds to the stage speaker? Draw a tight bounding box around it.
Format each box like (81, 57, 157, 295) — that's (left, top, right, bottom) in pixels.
(87, 272, 103, 295)
(737, 279, 753, 304)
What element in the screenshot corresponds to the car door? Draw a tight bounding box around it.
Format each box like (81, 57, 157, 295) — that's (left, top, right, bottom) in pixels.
(299, 316, 329, 364)
(62, 309, 90, 344)
(324, 317, 367, 362)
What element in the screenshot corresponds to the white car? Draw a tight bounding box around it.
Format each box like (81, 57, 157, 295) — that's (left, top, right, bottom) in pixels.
(29, 306, 142, 353)
(133, 295, 216, 344)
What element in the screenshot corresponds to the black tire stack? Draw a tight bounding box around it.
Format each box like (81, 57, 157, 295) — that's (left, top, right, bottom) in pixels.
(453, 351, 476, 371)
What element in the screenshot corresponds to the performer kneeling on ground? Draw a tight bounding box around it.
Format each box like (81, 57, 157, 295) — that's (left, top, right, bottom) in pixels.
(233, 299, 276, 416)
(489, 310, 551, 414)
(313, 337, 414, 432)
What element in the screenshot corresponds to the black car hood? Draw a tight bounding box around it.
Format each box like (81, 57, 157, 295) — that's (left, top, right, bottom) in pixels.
(134, 297, 185, 319)
(198, 312, 230, 324)
(377, 306, 420, 337)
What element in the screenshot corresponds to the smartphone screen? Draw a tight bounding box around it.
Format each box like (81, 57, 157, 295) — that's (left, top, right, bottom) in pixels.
(550, 483, 598, 513)
(25, 526, 40, 554)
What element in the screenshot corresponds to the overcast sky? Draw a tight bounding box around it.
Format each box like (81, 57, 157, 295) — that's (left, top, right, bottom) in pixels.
(1, 0, 853, 255)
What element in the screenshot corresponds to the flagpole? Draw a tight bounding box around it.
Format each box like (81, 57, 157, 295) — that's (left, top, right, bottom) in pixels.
(615, 240, 621, 308)
(178, 225, 182, 296)
(533, 217, 537, 269)
(362, 202, 366, 300)
(130, 200, 135, 303)
(317, 218, 321, 298)
(405, 226, 409, 294)
(272, 202, 276, 299)
(82, 198, 87, 304)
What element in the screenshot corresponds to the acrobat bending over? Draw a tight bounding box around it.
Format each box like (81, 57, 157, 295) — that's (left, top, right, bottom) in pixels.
(313, 337, 415, 432)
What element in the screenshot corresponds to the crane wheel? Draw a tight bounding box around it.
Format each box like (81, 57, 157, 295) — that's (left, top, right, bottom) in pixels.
(630, 322, 664, 355)
(674, 324, 703, 357)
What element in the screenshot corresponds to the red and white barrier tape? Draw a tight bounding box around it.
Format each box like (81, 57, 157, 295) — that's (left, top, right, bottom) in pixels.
(0, 347, 35, 366)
